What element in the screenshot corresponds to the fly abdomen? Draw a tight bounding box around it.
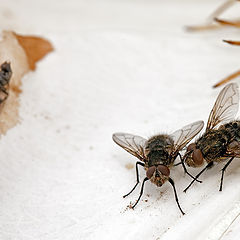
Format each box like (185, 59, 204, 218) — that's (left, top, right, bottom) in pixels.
(221, 121, 240, 142)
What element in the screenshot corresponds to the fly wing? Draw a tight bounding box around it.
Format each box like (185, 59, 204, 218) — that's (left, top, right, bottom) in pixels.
(170, 121, 204, 154)
(207, 83, 239, 131)
(112, 133, 147, 161)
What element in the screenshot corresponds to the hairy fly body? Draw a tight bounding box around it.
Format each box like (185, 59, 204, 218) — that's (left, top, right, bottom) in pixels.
(0, 62, 12, 104)
(183, 83, 240, 192)
(113, 120, 203, 215)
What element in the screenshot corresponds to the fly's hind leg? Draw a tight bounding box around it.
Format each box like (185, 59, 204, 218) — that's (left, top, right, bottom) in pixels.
(123, 161, 145, 198)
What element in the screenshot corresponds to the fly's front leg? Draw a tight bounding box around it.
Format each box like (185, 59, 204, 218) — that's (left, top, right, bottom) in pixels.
(123, 161, 145, 198)
(183, 161, 214, 193)
(173, 162, 181, 167)
(168, 177, 185, 215)
(177, 153, 202, 183)
(131, 177, 148, 209)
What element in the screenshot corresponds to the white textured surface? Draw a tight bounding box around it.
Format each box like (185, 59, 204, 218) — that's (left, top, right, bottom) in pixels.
(0, 0, 240, 239)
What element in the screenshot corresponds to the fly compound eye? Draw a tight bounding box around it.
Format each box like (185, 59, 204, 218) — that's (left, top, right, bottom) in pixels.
(146, 166, 156, 179)
(192, 149, 203, 165)
(157, 165, 170, 176)
(187, 143, 196, 152)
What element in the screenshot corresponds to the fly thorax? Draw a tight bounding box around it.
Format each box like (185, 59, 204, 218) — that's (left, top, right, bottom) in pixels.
(197, 130, 228, 161)
(145, 135, 174, 166)
(147, 149, 170, 166)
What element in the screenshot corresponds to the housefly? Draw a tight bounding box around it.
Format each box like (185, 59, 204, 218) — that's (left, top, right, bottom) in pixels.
(0, 62, 12, 104)
(183, 83, 240, 192)
(112, 120, 203, 215)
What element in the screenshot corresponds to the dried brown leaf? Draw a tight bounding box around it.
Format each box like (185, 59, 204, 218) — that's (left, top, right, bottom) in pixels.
(0, 31, 53, 134)
(13, 32, 54, 70)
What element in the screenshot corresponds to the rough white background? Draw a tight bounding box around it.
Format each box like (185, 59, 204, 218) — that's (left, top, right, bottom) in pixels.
(0, 0, 240, 239)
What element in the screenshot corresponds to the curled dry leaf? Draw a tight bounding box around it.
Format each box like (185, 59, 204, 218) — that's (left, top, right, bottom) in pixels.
(186, 0, 240, 87)
(13, 32, 54, 71)
(0, 31, 53, 135)
(185, 0, 238, 32)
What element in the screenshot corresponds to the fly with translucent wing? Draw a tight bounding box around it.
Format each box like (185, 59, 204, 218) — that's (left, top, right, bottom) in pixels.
(0, 62, 12, 104)
(183, 83, 240, 192)
(112, 121, 204, 215)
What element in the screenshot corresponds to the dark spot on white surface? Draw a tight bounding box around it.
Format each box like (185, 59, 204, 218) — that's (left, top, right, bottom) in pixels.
(2, 9, 14, 19)
(89, 146, 94, 150)
(125, 163, 134, 169)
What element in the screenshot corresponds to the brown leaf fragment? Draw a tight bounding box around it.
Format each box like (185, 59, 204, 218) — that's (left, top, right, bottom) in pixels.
(13, 32, 54, 70)
(223, 39, 240, 46)
(214, 18, 240, 28)
(213, 70, 240, 88)
(185, 18, 240, 32)
(207, 0, 236, 21)
(0, 31, 53, 135)
(185, 24, 222, 32)
(186, 0, 240, 32)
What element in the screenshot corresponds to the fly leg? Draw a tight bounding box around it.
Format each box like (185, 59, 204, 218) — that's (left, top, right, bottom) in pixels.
(169, 177, 185, 215)
(178, 153, 202, 183)
(173, 162, 181, 167)
(123, 161, 145, 198)
(219, 157, 235, 191)
(183, 161, 214, 193)
(131, 177, 148, 209)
